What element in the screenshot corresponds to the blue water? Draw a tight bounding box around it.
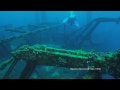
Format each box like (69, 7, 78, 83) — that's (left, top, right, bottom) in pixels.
(0, 11, 120, 79)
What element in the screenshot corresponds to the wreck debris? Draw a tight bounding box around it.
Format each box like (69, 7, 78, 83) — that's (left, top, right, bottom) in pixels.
(0, 23, 62, 44)
(0, 57, 14, 70)
(2, 44, 120, 79)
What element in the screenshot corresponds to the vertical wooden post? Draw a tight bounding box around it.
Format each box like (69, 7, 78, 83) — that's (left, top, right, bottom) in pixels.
(3, 59, 18, 79)
(19, 61, 37, 79)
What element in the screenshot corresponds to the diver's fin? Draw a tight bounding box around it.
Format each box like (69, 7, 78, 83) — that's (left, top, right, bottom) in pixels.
(63, 18, 68, 23)
(74, 21, 79, 28)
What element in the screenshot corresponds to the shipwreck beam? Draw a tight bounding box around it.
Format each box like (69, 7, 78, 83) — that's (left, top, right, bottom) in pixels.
(0, 23, 63, 44)
(2, 44, 120, 79)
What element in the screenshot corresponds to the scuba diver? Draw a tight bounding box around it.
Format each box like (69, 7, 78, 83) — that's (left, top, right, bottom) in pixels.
(63, 11, 79, 28)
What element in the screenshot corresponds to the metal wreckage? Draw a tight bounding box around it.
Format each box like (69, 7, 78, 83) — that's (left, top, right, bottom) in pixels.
(0, 17, 120, 79)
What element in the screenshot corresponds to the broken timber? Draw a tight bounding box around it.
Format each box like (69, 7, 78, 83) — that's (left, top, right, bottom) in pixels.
(0, 23, 63, 44)
(65, 17, 120, 48)
(2, 44, 120, 79)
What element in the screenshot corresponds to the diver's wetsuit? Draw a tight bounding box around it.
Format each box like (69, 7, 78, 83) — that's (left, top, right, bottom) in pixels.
(67, 17, 76, 26)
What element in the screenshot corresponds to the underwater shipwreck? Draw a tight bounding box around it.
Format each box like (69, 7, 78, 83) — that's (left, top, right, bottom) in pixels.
(0, 17, 120, 79)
